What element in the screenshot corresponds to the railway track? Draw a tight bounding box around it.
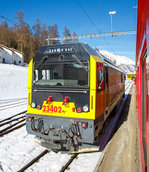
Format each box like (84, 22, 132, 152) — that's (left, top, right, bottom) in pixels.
(0, 100, 27, 111)
(60, 153, 78, 172)
(0, 110, 27, 137)
(17, 150, 49, 172)
(17, 150, 78, 172)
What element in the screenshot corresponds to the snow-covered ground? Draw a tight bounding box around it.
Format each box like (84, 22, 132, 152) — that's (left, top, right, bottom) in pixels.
(0, 64, 133, 172)
(0, 64, 28, 100)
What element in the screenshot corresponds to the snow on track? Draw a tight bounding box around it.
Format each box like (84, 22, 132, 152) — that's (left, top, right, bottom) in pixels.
(0, 104, 27, 121)
(0, 127, 46, 172)
(0, 97, 27, 105)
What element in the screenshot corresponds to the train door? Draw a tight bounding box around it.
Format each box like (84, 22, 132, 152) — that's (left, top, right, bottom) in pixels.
(141, 52, 147, 171)
(96, 62, 105, 118)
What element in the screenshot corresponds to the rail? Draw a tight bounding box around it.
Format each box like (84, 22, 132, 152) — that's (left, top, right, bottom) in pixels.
(0, 100, 27, 111)
(17, 150, 49, 172)
(0, 110, 27, 137)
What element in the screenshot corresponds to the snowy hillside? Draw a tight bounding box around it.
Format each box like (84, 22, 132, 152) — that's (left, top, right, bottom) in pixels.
(117, 64, 135, 74)
(0, 64, 28, 100)
(99, 50, 135, 74)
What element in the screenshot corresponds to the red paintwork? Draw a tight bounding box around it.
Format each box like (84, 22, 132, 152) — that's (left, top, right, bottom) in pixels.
(136, 0, 149, 171)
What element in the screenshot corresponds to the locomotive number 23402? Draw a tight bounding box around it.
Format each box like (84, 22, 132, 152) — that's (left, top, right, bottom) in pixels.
(42, 105, 62, 113)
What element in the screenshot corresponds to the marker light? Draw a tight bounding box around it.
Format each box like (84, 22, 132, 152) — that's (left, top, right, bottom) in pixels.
(77, 108, 82, 113)
(72, 107, 75, 112)
(78, 135, 82, 139)
(31, 102, 36, 108)
(81, 122, 87, 128)
(37, 105, 41, 109)
(28, 117, 34, 122)
(63, 97, 69, 104)
(83, 105, 89, 112)
(47, 96, 52, 104)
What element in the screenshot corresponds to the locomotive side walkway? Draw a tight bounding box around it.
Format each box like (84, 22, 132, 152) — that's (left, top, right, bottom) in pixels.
(95, 84, 141, 172)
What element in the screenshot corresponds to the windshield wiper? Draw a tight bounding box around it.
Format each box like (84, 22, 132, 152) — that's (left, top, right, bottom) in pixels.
(36, 55, 48, 69)
(72, 54, 89, 72)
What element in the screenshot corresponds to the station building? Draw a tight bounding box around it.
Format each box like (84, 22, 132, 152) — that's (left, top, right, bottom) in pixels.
(0, 44, 24, 66)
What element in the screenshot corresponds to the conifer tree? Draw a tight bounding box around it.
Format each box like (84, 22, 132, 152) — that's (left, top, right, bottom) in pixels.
(48, 24, 59, 45)
(0, 21, 9, 46)
(32, 19, 41, 49)
(63, 26, 72, 44)
(41, 24, 48, 45)
(15, 10, 31, 62)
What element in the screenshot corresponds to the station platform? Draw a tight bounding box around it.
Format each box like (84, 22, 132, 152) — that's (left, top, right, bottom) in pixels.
(95, 84, 141, 172)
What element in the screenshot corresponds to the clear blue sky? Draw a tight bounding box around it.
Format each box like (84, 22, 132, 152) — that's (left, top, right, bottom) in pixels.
(0, 0, 137, 61)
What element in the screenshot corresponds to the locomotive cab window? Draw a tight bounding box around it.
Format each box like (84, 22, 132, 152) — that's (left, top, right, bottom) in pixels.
(33, 60, 89, 88)
(97, 62, 104, 91)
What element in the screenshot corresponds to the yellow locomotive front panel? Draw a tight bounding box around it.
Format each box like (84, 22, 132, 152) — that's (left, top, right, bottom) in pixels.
(27, 54, 104, 120)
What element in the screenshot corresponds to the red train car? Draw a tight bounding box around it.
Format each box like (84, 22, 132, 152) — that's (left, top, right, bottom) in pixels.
(136, 0, 149, 171)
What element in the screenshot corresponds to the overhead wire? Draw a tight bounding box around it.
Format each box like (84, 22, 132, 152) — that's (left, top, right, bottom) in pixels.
(74, 0, 101, 33)
(0, 15, 16, 25)
(74, 0, 116, 54)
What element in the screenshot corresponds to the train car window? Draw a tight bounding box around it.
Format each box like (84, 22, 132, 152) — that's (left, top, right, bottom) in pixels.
(121, 73, 123, 83)
(33, 60, 89, 88)
(97, 62, 104, 91)
(106, 66, 109, 87)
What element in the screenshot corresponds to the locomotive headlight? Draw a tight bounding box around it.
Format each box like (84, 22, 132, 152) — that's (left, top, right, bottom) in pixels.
(31, 102, 36, 108)
(83, 105, 89, 112)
